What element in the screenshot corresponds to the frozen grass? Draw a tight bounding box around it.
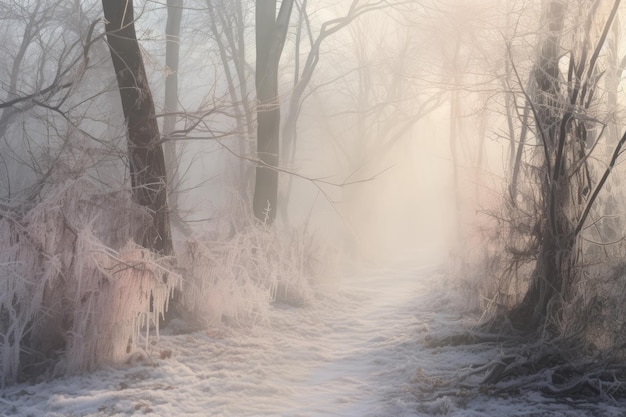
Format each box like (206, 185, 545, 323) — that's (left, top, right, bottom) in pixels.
(2, 260, 625, 416)
(0, 178, 179, 386)
(0, 178, 338, 386)
(443, 170, 626, 400)
(179, 220, 340, 329)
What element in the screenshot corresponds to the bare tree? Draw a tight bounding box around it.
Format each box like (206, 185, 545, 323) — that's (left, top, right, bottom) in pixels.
(162, 0, 190, 235)
(278, 0, 419, 222)
(253, 0, 295, 223)
(0, 1, 110, 205)
(206, 0, 256, 203)
(504, 0, 624, 332)
(102, 0, 173, 255)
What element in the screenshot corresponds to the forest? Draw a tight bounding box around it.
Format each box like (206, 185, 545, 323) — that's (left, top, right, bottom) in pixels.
(2, 0, 626, 415)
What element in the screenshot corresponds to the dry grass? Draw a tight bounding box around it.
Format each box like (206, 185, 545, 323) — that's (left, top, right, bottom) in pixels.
(178, 215, 339, 329)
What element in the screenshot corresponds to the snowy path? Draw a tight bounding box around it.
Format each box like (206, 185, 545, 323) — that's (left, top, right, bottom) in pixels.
(3, 258, 626, 416)
(0, 259, 439, 417)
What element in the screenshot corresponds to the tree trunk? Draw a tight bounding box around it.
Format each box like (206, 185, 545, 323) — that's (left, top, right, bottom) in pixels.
(253, 0, 294, 223)
(509, 0, 570, 331)
(163, 0, 190, 236)
(207, 0, 254, 204)
(506, 0, 623, 333)
(102, 0, 173, 255)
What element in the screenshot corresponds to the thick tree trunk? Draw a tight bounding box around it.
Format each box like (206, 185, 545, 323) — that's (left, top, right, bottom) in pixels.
(506, 0, 623, 333)
(510, 178, 575, 331)
(253, 0, 294, 223)
(509, 1, 570, 331)
(102, 0, 173, 255)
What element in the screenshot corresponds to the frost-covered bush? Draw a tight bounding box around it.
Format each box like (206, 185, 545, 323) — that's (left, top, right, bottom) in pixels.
(179, 221, 338, 328)
(447, 187, 517, 315)
(0, 178, 179, 386)
(454, 171, 626, 353)
(555, 259, 626, 353)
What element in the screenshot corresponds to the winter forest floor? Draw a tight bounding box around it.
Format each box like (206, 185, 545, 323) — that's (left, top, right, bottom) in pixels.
(1, 254, 625, 416)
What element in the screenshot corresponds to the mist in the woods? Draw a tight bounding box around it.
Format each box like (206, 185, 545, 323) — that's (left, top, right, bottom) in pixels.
(3, 0, 626, 415)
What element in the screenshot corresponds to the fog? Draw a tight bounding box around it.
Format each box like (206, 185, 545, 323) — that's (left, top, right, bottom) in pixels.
(0, 0, 514, 263)
(3, 0, 626, 409)
(139, 0, 497, 262)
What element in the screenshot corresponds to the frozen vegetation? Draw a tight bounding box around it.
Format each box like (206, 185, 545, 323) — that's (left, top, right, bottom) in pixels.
(5, 0, 626, 416)
(2, 253, 625, 416)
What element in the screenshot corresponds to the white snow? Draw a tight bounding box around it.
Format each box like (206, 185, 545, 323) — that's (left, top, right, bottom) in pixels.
(1, 253, 624, 416)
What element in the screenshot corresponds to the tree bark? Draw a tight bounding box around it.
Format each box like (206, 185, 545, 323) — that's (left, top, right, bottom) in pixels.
(102, 0, 173, 255)
(253, 0, 294, 223)
(163, 0, 190, 236)
(508, 0, 624, 333)
(509, 1, 568, 331)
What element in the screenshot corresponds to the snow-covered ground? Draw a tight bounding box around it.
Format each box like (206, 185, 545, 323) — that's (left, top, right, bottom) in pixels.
(1, 255, 624, 416)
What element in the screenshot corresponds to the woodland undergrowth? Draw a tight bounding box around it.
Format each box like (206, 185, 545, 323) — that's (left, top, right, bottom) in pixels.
(433, 178, 626, 402)
(178, 201, 339, 329)
(0, 178, 180, 386)
(0, 178, 337, 387)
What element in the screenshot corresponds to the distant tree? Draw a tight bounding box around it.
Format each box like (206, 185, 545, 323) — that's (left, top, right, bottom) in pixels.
(206, 0, 256, 203)
(163, 0, 189, 235)
(311, 12, 444, 255)
(163, 0, 183, 141)
(253, 0, 294, 223)
(102, 0, 173, 255)
(0, 1, 102, 201)
(279, 0, 415, 222)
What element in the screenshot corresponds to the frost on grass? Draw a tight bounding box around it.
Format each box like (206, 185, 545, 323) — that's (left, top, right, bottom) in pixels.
(0, 179, 180, 386)
(179, 216, 338, 329)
